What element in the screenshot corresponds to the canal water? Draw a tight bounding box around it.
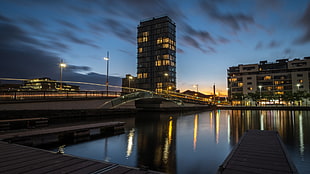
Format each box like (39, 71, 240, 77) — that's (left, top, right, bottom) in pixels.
(56, 110, 310, 174)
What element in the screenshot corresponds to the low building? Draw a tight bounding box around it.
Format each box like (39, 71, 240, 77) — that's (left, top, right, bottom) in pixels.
(227, 57, 310, 104)
(20, 77, 79, 91)
(121, 74, 137, 94)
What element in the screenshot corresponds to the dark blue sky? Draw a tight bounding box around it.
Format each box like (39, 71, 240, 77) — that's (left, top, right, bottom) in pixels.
(0, 0, 310, 94)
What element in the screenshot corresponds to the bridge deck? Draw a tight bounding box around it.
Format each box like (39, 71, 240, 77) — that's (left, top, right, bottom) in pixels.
(218, 130, 298, 174)
(0, 141, 161, 174)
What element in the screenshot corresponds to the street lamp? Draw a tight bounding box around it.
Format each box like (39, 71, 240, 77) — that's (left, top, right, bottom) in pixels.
(193, 84, 198, 93)
(258, 85, 262, 99)
(128, 76, 133, 93)
(59, 61, 66, 91)
(104, 51, 109, 96)
(297, 83, 300, 91)
(193, 84, 199, 98)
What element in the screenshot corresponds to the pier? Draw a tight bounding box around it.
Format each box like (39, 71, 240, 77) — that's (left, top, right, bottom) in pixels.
(218, 130, 298, 174)
(0, 141, 161, 174)
(0, 122, 125, 147)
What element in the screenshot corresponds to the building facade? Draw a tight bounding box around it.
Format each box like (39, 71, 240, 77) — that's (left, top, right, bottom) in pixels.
(21, 77, 79, 91)
(136, 16, 176, 92)
(121, 74, 137, 94)
(227, 57, 310, 100)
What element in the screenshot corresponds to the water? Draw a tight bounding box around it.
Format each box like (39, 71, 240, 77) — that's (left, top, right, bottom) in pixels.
(55, 110, 310, 174)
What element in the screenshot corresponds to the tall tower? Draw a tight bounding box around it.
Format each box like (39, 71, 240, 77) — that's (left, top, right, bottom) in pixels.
(137, 16, 176, 92)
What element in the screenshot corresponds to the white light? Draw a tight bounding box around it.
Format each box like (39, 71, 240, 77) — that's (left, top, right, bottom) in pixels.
(104, 57, 109, 60)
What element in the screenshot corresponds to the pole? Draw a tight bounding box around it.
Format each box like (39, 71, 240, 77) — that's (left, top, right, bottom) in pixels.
(106, 51, 109, 96)
(60, 66, 63, 90)
(128, 77, 131, 93)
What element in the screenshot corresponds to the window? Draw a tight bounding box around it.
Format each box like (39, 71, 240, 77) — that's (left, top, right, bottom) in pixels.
(264, 76, 271, 80)
(157, 38, 162, 44)
(276, 86, 284, 90)
(163, 44, 169, 48)
(138, 48, 143, 53)
(238, 82, 243, 87)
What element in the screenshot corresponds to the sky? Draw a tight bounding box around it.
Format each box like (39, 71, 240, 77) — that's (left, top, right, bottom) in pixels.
(0, 0, 310, 94)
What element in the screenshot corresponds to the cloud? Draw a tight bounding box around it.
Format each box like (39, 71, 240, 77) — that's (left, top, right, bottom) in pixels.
(255, 40, 281, 50)
(67, 65, 91, 72)
(177, 48, 185, 54)
(0, 22, 119, 90)
(283, 48, 291, 55)
(182, 35, 207, 53)
(102, 18, 136, 44)
(255, 41, 263, 50)
(200, 0, 255, 31)
(0, 14, 11, 22)
(295, 3, 310, 44)
(268, 40, 281, 48)
(60, 30, 100, 48)
(218, 37, 230, 44)
(183, 24, 215, 43)
(57, 20, 81, 31)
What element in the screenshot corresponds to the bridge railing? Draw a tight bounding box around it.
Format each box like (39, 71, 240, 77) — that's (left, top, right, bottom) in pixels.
(0, 91, 121, 101)
(110, 91, 156, 107)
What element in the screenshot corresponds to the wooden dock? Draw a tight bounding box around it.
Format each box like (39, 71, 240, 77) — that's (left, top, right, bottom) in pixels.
(0, 122, 125, 146)
(0, 141, 161, 174)
(218, 130, 298, 174)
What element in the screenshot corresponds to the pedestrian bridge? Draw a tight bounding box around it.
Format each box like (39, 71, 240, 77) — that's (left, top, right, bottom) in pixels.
(99, 91, 185, 109)
(99, 91, 211, 109)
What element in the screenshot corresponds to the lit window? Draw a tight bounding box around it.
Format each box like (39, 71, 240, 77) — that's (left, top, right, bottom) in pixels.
(156, 60, 161, 66)
(157, 83, 163, 88)
(138, 47, 143, 53)
(138, 37, 143, 43)
(157, 38, 162, 44)
(276, 86, 284, 90)
(230, 78, 237, 82)
(163, 55, 169, 59)
(137, 73, 142, 79)
(142, 32, 149, 36)
(142, 36, 148, 42)
(163, 38, 169, 43)
(143, 73, 148, 78)
(264, 76, 271, 80)
(163, 44, 169, 48)
(238, 82, 243, 87)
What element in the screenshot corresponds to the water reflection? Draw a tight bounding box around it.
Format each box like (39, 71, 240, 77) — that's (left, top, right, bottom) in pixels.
(61, 110, 310, 174)
(126, 128, 135, 158)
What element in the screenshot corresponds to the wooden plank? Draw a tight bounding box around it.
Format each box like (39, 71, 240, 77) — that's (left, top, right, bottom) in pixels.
(0, 122, 124, 140)
(218, 130, 298, 174)
(0, 141, 161, 174)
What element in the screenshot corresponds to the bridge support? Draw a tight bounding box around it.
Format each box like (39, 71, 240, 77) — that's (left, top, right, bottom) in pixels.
(135, 98, 162, 108)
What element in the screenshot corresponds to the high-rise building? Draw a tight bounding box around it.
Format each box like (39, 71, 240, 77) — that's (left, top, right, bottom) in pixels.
(227, 57, 310, 98)
(136, 16, 176, 92)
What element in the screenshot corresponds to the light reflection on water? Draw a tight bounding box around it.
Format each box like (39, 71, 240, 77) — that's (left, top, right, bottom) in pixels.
(60, 110, 310, 174)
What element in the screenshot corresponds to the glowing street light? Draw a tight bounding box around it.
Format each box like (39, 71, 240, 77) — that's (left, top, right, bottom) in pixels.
(297, 83, 301, 91)
(104, 51, 109, 96)
(59, 60, 67, 90)
(258, 85, 262, 98)
(128, 75, 133, 93)
(193, 84, 199, 93)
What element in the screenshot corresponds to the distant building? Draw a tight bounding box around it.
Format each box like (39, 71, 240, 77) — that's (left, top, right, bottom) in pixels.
(136, 16, 176, 92)
(121, 74, 137, 94)
(20, 77, 79, 91)
(227, 57, 310, 98)
(0, 84, 21, 91)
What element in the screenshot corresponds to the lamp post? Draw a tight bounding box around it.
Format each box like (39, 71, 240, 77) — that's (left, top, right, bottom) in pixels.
(104, 51, 109, 96)
(193, 84, 198, 98)
(128, 76, 133, 93)
(297, 83, 300, 91)
(59, 60, 66, 91)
